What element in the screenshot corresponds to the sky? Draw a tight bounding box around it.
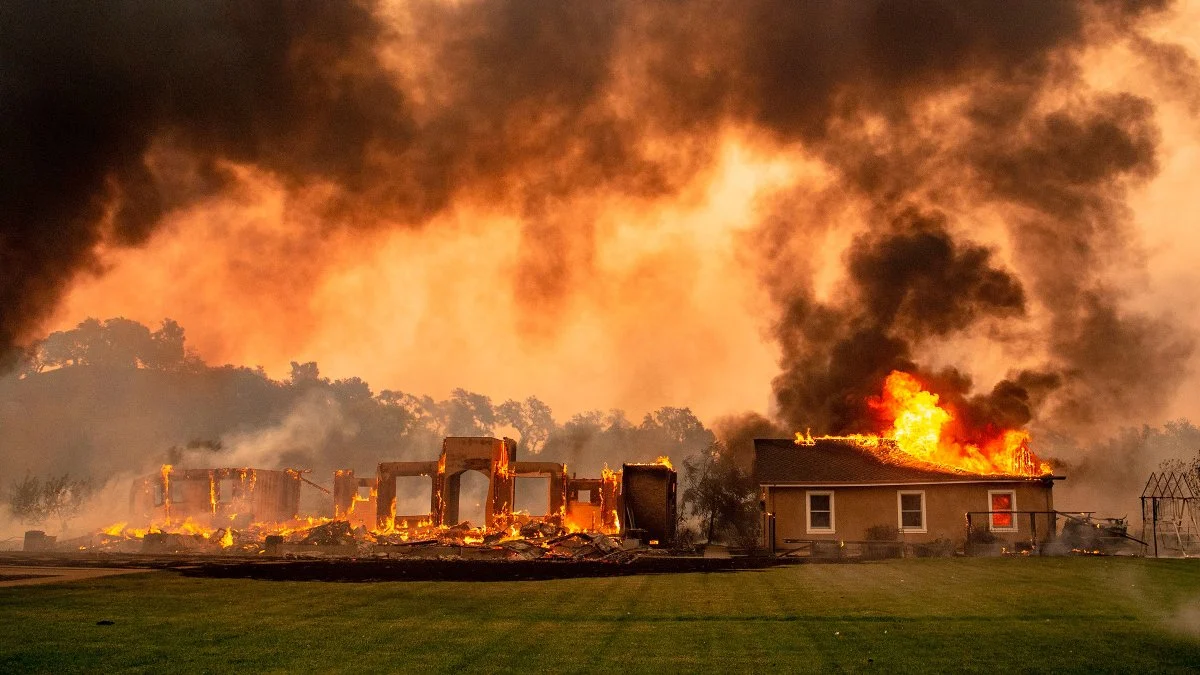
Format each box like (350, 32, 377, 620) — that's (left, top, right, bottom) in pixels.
(6, 0, 1199, 437)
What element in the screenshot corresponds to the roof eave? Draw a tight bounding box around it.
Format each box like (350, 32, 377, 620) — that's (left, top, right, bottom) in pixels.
(760, 476, 1062, 488)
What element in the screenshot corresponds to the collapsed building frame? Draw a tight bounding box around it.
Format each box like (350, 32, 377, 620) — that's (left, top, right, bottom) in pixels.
(331, 437, 669, 541)
(371, 437, 520, 531)
(129, 466, 303, 524)
(120, 437, 678, 551)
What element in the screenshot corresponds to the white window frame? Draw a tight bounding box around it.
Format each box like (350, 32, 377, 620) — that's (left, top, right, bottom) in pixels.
(987, 489, 1018, 532)
(896, 490, 927, 534)
(805, 490, 835, 534)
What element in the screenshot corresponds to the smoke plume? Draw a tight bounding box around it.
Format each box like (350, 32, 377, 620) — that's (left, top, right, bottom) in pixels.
(2, 1, 1197, 447)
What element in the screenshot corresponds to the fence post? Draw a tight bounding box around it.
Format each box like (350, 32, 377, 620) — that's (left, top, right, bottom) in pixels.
(965, 513, 973, 556)
(1030, 512, 1037, 554)
(1152, 498, 1159, 558)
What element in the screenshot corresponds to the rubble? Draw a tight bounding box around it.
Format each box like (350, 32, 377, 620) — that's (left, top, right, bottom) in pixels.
(299, 521, 360, 546)
(59, 516, 638, 563)
(47, 436, 682, 566)
(546, 533, 621, 559)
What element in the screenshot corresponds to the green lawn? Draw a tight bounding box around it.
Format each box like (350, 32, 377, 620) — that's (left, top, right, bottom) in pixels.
(2, 558, 1198, 673)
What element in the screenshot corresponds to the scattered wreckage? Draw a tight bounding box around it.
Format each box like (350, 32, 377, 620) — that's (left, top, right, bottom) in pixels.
(26, 437, 679, 565)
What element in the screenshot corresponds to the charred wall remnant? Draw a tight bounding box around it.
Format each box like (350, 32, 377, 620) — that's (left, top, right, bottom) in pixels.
(513, 461, 568, 521)
(375, 437, 519, 531)
(564, 473, 622, 533)
(439, 437, 517, 528)
(23, 530, 57, 552)
(332, 469, 377, 529)
(374, 460, 439, 531)
(621, 463, 678, 545)
(128, 467, 302, 524)
(365, 437, 646, 534)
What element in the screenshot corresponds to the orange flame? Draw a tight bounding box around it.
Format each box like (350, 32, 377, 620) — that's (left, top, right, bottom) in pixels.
(160, 464, 173, 523)
(797, 371, 1050, 477)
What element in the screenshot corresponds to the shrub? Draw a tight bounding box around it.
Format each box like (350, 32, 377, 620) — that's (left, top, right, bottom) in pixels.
(968, 527, 997, 544)
(914, 538, 955, 557)
(671, 524, 699, 553)
(862, 524, 903, 559)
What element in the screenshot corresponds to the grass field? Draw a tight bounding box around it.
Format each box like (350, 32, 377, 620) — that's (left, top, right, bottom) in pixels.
(2, 558, 1198, 673)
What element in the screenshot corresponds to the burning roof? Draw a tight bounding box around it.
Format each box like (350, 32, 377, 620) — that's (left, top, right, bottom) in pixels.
(784, 370, 1053, 480)
(755, 438, 1051, 486)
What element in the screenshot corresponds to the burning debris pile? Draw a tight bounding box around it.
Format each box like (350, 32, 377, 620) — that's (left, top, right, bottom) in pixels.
(62, 513, 630, 562)
(795, 370, 1051, 478)
(41, 437, 674, 562)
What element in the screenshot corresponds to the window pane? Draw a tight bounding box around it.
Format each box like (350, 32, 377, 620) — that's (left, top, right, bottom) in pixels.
(810, 494, 830, 511)
(902, 511, 923, 528)
(901, 494, 922, 512)
(810, 511, 831, 529)
(991, 492, 1013, 528)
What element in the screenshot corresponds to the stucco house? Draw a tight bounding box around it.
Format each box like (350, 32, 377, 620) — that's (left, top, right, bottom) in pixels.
(754, 438, 1060, 554)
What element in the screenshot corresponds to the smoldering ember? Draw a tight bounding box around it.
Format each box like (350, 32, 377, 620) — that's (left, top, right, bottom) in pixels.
(3, 2, 1200, 672)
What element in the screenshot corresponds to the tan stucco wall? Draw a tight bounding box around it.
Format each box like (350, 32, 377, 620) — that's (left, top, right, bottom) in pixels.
(764, 482, 1055, 549)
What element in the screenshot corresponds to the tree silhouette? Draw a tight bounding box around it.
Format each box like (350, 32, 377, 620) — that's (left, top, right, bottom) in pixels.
(7, 473, 95, 531)
(497, 396, 554, 454)
(681, 442, 758, 543)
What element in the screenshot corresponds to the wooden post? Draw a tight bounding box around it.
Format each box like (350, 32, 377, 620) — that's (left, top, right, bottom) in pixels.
(965, 513, 973, 556)
(1152, 497, 1159, 558)
(768, 514, 776, 557)
(1140, 496, 1146, 556)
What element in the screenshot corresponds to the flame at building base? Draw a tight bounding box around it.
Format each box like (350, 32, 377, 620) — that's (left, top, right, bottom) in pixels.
(796, 371, 1051, 477)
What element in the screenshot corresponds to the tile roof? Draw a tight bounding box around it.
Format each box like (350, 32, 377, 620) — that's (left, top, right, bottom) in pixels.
(754, 438, 1043, 485)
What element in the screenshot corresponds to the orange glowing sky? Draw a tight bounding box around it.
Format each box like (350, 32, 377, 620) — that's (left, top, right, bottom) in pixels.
(41, 5, 1200, 426)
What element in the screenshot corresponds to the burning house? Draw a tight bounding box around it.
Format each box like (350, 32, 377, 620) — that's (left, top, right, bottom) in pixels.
(756, 437, 1058, 554)
(756, 370, 1063, 555)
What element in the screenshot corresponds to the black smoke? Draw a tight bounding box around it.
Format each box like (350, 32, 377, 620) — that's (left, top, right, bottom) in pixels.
(1, 1, 1194, 441)
(770, 209, 1031, 434)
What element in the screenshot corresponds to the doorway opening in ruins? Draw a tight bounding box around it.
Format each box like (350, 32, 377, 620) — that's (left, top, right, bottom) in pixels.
(455, 470, 490, 527)
(516, 476, 550, 517)
(218, 478, 236, 504)
(393, 475, 433, 522)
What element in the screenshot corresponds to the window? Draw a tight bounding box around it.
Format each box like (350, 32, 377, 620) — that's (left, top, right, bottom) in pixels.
(897, 491, 926, 533)
(989, 490, 1017, 531)
(156, 480, 183, 506)
(806, 491, 834, 533)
